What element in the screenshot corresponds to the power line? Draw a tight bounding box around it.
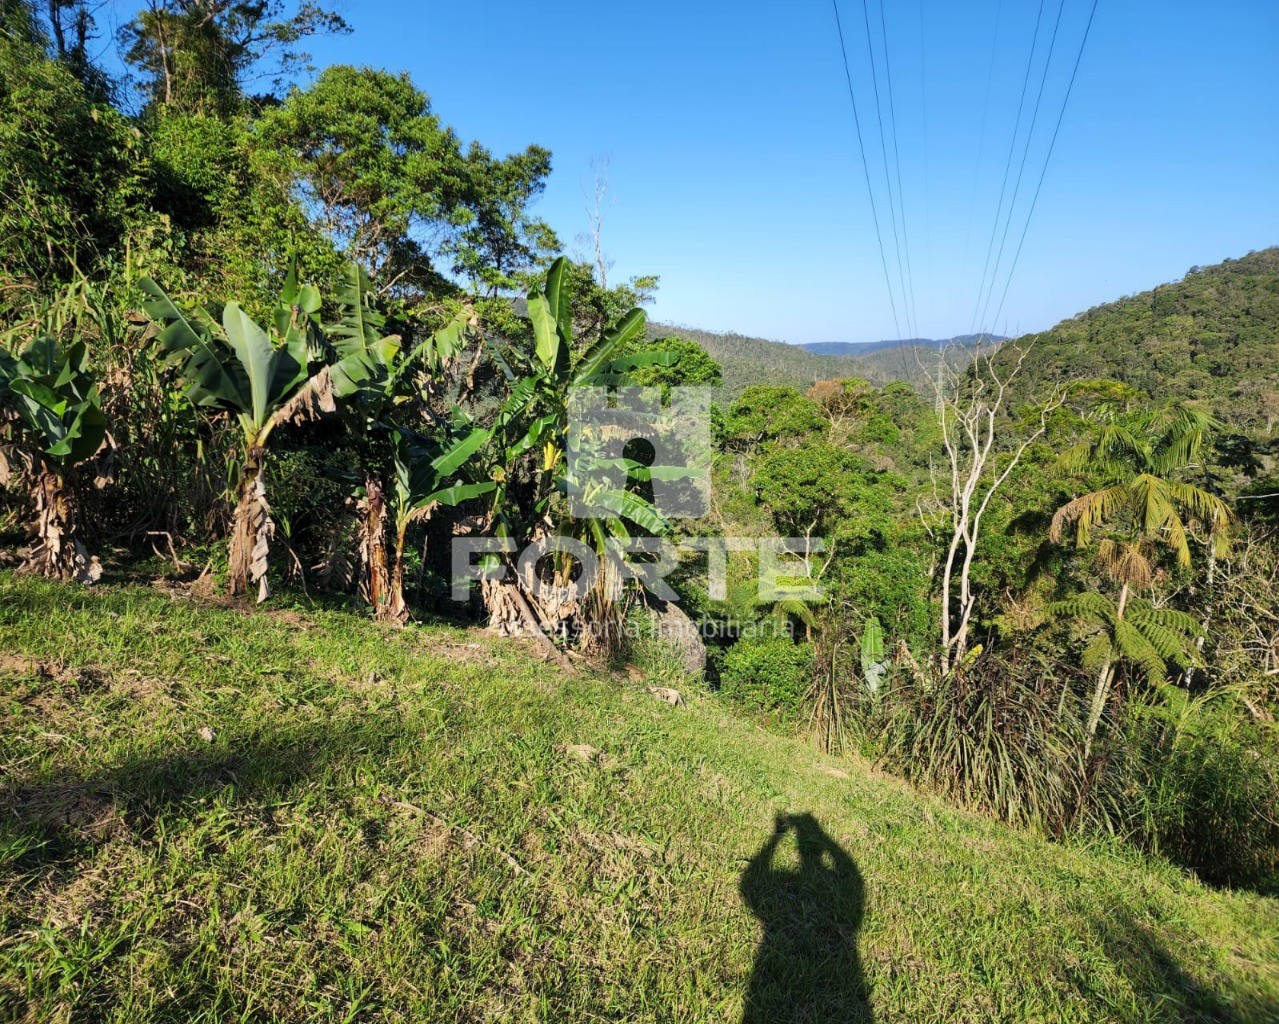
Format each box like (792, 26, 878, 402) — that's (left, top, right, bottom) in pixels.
(860, 0, 914, 345)
(964, 0, 1003, 257)
(830, 0, 907, 361)
(879, 0, 920, 343)
(987, 0, 1102, 336)
(968, 0, 1048, 339)
(975, 0, 1069, 335)
(919, 0, 930, 294)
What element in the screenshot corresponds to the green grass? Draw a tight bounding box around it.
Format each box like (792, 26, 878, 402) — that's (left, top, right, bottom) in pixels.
(1, 571, 1276, 1022)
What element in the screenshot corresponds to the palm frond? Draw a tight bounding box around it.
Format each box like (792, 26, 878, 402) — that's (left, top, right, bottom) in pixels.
(1048, 592, 1116, 624)
(1113, 618, 1168, 685)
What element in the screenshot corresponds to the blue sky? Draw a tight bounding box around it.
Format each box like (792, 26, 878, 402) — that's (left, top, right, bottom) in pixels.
(120, 1, 1279, 344)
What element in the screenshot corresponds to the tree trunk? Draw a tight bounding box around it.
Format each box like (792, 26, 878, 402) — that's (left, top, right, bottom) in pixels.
(1083, 662, 1114, 760)
(1083, 582, 1130, 757)
(383, 522, 410, 626)
(23, 461, 100, 583)
(482, 575, 525, 636)
(480, 573, 572, 671)
(358, 476, 393, 619)
(228, 446, 272, 601)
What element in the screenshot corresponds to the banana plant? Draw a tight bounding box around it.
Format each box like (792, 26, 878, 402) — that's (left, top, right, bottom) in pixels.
(320, 262, 475, 621)
(383, 423, 495, 624)
(138, 276, 321, 601)
(479, 257, 678, 642)
(860, 616, 887, 694)
(0, 336, 108, 581)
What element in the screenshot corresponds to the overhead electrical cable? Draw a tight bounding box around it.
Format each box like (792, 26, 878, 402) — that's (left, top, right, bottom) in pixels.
(964, 0, 1004, 258)
(859, 0, 914, 346)
(830, 0, 908, 360)
(878, 0, 920, 343)
(975, 0, 1070, 336)
(968, 0, 1048, 340)
(919, 0, 931, 295)
(987, 0, 1102, 336)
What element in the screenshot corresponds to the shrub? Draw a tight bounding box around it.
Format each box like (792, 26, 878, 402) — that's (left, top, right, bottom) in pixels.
(720, 634, 814, 719)
(1126, 702, 1279, 893)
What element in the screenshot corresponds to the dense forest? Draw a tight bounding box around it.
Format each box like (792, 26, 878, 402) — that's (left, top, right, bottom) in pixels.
(2, 0, 1278, 920)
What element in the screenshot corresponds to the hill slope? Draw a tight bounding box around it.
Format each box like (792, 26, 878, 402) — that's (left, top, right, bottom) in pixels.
(646, 323, 864, 398)
(1000, 247, 1279, 432)
(800, 334, 1002, 357)
(647, 324, 994, 398)
(1, 572, 1276, 1022)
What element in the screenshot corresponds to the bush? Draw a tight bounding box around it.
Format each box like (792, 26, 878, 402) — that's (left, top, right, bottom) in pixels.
(1126, 703, 1279, 893)
(719, 634, 813, 718)
(854, 644, 1279, 892)
(859, 650, 1098, 833)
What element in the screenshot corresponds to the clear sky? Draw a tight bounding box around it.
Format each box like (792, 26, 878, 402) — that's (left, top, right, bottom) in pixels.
(126, 1, 1279, 344)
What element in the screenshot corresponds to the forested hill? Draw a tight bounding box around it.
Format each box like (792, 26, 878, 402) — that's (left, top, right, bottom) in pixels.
(800, 333, 1001, 356)
(645, 324, 989, 397)
(645, 324, 862, 397)
(656, 250, 1279, 410)
(1000, 247, 1279, 433)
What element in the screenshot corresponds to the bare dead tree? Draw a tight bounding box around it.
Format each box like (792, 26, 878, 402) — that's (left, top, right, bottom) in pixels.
(576, 154, 613, 288)
(930, 345, 1065, 676)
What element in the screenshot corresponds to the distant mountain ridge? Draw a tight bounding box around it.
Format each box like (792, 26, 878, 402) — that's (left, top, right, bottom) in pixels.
(801, 334, 1004, 357)
(646, 323, 1000, 398)
(650, 248, 1279, 412)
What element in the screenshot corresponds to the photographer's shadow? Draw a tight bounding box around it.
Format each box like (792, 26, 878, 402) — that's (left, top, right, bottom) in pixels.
(740, 812, 873, 1023)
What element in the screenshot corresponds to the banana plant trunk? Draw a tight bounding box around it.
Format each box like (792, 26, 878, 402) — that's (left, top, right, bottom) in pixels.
(482, 575, 528, 636)
(359, 476, 394, 620)
(23, 460, 100, 583)
(385, 520, 412, 627)
(1083, 582, 1130, 757)
(229, 445, 273, 601)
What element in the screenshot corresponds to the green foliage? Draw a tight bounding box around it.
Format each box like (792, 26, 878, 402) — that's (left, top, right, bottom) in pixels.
(0, 39, 150, 285)
(724, 385, 826, 449)
(1052, 402, 1234, 569)
(0, 335, 106, 468)
(257, 65, 554, 292)
(625, 335, 722, 400)
(121, 0, 350, 115)
(391, 425, 494, 540)
(1050, 593, 1200, 687)
(752, 442, 888, 540)
(486, 256, 671, 550)
(1001, 248, 1279, 437)
(720, 633, 814, 718)
(862, 652, 1097, 833)
(1126, 702, 1279, 893)
(859, 617, 884, 679)
(138, 277, 311, 446)
(146, 111, 341, 302)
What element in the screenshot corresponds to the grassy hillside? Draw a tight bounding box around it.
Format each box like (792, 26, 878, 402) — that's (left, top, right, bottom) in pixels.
(2, 572, 1277, 1022)
(1000, 247, 1279, 433)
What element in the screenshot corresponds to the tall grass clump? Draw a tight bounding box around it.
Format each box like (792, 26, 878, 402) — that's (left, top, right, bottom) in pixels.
(857, 651, 1100, 833)
(848, 645, 1279, 891)
(1123, 695, 1279, 893)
